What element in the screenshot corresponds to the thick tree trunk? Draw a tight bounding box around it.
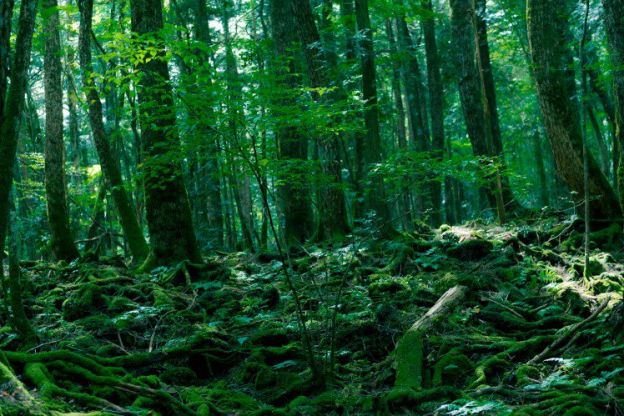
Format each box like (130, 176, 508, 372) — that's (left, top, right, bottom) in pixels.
(602, 0, 624, 208)
(130, 0, 202, 265)
(290, 0, 351, 240)
(449, 0, 506, 220)
(78, 0, 149, 262)
(527, 0, 621, 220)
(0, 0, 37, 256)
(270, 0, 313, 246)
(43, 0, 79, 262)
(354, 0, 392, 229)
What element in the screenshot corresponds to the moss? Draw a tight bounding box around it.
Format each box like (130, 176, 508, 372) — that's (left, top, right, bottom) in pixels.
(470, 355, 511, 388)
(394, 330, 424, 389)
(432, 349, 474, 387)
(62, 284, 104, 321)
(562, 406, 598, 416)
(515, 364, 540, 386)
(382, 386, 458, 414)
(160, 366, 198, 385)
(446, 239, 493, 261)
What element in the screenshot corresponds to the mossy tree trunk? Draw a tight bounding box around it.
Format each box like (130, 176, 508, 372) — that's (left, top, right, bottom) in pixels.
(78, 0, 149, 262)
(0, 0, 37, 256)
(527, 0, 621, 220)
(130, 0, 202, 265)
(602, 0, 624, 209)
(43, 0, 79, 262)
(0, 0, 14, 126)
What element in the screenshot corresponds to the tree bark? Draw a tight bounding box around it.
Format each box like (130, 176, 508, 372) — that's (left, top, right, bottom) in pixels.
(43, 0, 80, 262)
(602, 0, 624, 208)
(130, 0, 202, 265)
(0, 0, 14, 126)
(193, 0, 224, 250)
(290, 0, 351, 240)
(79, 0, 149, 262)
(421, 0, 445, 226)
(354, 0, 391, 229)
(0, 0, 37, 256)
(527, 0, 621, 220)
(270, 0, 314, 246)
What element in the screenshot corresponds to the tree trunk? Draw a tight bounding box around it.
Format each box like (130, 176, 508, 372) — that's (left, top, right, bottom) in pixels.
(0, 0, 37, 256)
(354, 0, 391, 229)
(130, 0, 202, 265)
(78, 0, 149, 262)
(421, 0, 445, 226)
(43, 0, 80, 262)
(527, 0, 621, 220)
(473, 0, 518, 214)
(193, 0, 224, 250)
(386, 19, 412, 230)
(290, 0, 351, 240)
(449, 0, 505, 220)
(0, 0, 14, 126)
(602, 0, 624, 208)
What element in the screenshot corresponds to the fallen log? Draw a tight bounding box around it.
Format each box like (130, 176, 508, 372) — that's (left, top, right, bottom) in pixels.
(394, 285, 468, 389)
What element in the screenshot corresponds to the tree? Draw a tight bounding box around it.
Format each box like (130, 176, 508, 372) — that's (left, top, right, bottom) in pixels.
(354, 0, 391, 229)
(0, 0, 37, 255)
(290, 0, 351, 240)
(78, 0, 149, 261)
(130, 0, 202, 265)
(449, 0, 505, 221)
(43, 0, 80, 261)
(270, 0, 314, 246)
(602, 0, 624, 207)
(527, 0, 621, 220)
(421, 0, 446, 225)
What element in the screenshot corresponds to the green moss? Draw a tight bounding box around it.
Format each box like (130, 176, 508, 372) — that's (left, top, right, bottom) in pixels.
(62, 284, 104, 321)
(515, 364, 540, 386)
(446, 239, 493, 261)
(432, 349, 474, 387)
(394, 330, 424, 389)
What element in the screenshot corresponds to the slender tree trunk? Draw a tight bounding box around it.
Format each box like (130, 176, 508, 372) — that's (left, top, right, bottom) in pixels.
(130, 0, 202, 265)
(527, 0, 621, 220)
(222, 0, 256, 252)
(473, 0, 517, 215)
(354, 0, 392, 230)
(0, 0, 37, 256)
(79, 0, 149, 261)
(386, 19, 411, 230)
(602, 0, 624, 208)
(0, 0, 14, 126)
(194, 0, 224, 250)
(43, 0, 80, 261)
(421, 0, 445, 226)
(531, 129, 549, 207)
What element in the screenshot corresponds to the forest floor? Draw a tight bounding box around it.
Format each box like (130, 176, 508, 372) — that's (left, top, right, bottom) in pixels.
(1, 214, 624, 415)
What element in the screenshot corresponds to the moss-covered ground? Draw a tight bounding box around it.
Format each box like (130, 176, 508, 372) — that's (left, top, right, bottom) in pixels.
(1, 215, 624, 415)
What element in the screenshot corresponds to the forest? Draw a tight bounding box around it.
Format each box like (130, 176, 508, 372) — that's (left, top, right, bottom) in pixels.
(0, 0, 623, 414)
